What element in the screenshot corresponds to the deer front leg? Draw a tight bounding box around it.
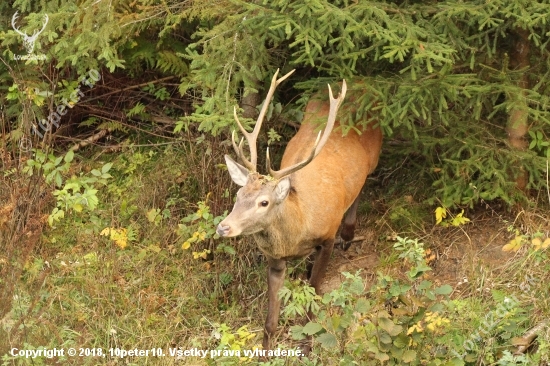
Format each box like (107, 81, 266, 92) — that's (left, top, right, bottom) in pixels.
(299, 239, 335, 354)
(263, 257, 286, 350)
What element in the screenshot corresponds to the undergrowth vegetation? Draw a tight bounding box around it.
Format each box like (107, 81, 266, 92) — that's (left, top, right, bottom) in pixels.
(1, 141, 549, 365)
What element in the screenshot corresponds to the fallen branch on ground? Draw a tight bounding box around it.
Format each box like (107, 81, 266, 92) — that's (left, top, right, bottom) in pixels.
(514, 320, 548, 355)
(334, 236, 365, 245)
(70, 129, 109, 151)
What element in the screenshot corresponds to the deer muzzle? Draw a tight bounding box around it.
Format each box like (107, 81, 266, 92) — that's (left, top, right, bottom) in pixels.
(216, 223, 231, 237)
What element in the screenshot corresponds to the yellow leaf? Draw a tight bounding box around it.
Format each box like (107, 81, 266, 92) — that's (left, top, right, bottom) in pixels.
(532, 237, 550, 251)
(424, 249, 436, 264)
(502, 236, 523, 252)
(532, 237, 542, 250)
(192, 249, 211, 260)
(101, 228, 128, 249)
(112, 229, 128, 249)
(73, 203, 83, 212)
(451, 210, 470, 226)
(434, 207, 447, 225)
(148, 244, 161, 253)
(114, 238, 127, 249)
(407, 323, 423, 335)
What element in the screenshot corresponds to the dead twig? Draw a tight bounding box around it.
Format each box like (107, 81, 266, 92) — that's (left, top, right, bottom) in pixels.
(70, 129, 109, 151)
(334, 236, 366, 245)
(546, 160, 549, 204)
(84, 76, 176, 103)
(514, 320, 548, 355)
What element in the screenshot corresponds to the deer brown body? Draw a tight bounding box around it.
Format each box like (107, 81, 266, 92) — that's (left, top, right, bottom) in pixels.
(217, 70, 382, 350)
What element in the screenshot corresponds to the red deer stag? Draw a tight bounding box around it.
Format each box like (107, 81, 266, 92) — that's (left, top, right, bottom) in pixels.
(217, 69, 382, 350)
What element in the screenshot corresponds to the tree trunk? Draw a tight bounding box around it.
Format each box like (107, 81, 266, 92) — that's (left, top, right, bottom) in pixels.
(506, 28, 530, 190)
(241, 79, 260, 119)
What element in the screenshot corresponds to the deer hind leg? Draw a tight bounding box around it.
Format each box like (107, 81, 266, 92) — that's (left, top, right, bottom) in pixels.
(340, 195, 361, 250)
(263, 257, 286, 350)
(308, 238, 335, 293)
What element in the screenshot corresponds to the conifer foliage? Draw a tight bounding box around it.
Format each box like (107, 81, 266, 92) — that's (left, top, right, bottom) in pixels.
(1, 0, 550, 207)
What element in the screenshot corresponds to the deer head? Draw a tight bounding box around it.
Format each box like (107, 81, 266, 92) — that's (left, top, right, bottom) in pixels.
(12, 12, 49, 54)
(217, 70, 347, 238)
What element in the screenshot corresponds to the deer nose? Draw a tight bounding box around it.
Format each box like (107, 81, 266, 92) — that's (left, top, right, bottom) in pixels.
(216, 224, 231, 237)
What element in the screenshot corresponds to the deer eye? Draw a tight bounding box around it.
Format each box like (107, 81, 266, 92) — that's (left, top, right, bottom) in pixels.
(259, 200, 269, 207)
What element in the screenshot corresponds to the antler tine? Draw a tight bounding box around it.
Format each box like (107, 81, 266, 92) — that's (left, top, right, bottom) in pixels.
(231, 130, 255, 171)
(267, 80, 347, 180)
(11, 12, 26, 36)
(315, 79, 347, 156)
(267, 131, 322, 179)
(232, 69, 296, 172)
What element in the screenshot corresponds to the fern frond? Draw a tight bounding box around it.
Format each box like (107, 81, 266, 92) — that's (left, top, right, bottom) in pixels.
(97, 121, 128, 133)
(78, 117, 99, 127)
(156, 51, 188, 76)
(126, 102, 146, 117)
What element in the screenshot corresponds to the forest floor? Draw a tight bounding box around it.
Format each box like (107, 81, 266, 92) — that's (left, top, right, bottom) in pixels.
(2, 144, 549, 365)
(323, 199, 545, 296)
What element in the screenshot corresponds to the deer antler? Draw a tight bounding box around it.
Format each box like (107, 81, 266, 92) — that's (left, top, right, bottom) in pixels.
(267, 80, 347, 180)
(11, 12, 27, 37)
(232, 69, 295, 172)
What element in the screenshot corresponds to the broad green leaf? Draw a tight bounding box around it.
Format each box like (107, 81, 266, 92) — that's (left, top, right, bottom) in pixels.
(393, 333, 408, 348)
(402, 350, 417, 363)
(434, 284, 453, 295)
(378, 317, 403, 336)
(355, 298, 371, 313)
(303, 322, 323, 335)
(446, 358, 466, 366)
(374, 351, 390, 362)
(146, 208, 160, 223)
(379, 332, 393, 344)
(316, 333, 337, 349)
(64, 150, 74, 163)
(101, 163, 113, 174)
(221, 245, 236, 255)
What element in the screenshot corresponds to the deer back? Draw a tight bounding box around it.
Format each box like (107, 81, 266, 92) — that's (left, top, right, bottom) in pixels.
(277, 97, 382, 246)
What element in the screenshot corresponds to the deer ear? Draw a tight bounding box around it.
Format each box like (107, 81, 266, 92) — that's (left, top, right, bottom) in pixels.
(225, 155, 249, 186)
(274, 177, 291, 202)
